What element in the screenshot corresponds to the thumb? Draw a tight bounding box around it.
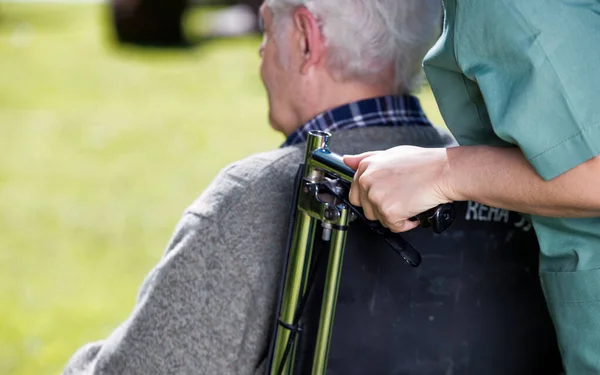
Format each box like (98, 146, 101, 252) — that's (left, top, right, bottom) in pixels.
(343, 151, 379, 171)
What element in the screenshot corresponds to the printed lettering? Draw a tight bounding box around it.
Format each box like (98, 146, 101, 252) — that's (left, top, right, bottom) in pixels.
(488, 206, 499, 221)
(465, 201, 479, 220)
(497, 209, 510, 224)
(478, 205, 489, 221)
(465, 201, 510, 224)
(514, 214, 532, 232)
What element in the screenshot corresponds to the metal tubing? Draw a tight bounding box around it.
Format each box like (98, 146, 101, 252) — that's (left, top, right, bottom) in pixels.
(304, 131, 331, 165)
(311, 148, 355, 183)
(311, 208, 350, 374)
(270, 211, 317, 375)
(269, 131, 332, 375)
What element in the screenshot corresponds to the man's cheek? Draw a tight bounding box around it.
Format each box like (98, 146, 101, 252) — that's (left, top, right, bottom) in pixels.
(260, 64, 267, 87)
(263, 63, 280, 91)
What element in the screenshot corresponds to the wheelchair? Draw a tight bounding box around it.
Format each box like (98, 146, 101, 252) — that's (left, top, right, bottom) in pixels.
(265, 131, 563, 375)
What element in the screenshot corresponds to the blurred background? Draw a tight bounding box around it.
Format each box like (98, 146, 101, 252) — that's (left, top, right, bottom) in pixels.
(0, 1, 444, 374)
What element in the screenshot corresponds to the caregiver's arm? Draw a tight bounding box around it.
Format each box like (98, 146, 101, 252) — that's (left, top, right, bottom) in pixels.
(444, 145, 600, 216)
(344, 145, 600, 232)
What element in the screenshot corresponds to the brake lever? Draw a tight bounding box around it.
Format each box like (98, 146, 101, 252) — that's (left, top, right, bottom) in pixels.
(314, 179, 421, 267)
(358, 217, 423, 267)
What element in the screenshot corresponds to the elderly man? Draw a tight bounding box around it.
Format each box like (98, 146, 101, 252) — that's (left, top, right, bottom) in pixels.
(62, 0, 454, 374)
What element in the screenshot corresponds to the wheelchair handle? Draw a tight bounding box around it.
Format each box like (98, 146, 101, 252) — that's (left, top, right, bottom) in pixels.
(311, 146, 455, 234)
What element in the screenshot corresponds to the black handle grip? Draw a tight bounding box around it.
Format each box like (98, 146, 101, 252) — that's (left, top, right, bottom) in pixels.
(410, 203, 455, 234)
(381, 231, 422, 267)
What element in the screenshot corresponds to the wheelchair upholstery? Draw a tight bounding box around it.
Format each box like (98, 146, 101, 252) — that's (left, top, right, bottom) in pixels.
(290, 201, 563, 375)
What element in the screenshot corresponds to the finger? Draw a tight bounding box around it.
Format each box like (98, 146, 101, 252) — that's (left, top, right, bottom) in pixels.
(362, 203, 379, 222)
(359, 187, 378, 221)
(348, 176, 360, 206)
(348, 180, 361, 206)
(364, 184, 388, 225)
(342, 151, 380, 171)
(371, 207, 389, 228)
(388, 219, 420, 233)
(348, 162, 367, 206)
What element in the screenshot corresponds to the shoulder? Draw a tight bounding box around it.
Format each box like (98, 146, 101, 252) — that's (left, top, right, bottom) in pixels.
(328, 125, 456, 155)
(185, 145, 304, 219)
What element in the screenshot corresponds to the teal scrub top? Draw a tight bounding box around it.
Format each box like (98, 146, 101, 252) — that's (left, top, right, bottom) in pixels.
(423, 0, 600, 373)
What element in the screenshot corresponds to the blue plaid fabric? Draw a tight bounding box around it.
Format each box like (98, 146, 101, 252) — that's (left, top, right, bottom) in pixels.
(281, 95, 432, 147)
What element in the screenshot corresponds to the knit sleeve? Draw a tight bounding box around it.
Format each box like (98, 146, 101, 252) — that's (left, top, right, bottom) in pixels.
(61, 148, 301, 375)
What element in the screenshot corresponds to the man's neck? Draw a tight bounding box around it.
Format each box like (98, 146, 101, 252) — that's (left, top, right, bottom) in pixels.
(280, 92, 428, 148)
(288, 82, 396, 136)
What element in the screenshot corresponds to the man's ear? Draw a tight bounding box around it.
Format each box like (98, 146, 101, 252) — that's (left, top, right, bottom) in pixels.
(292, 7, 325, 74)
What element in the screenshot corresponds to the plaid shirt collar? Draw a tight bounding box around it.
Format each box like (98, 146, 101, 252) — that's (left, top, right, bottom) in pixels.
(281, 95, 431, 148)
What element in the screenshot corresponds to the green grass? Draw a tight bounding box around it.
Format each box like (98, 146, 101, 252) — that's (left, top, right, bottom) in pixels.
(0, 4, 444, 375)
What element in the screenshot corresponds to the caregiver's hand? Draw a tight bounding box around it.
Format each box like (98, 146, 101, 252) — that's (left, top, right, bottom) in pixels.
(343, 146, 455, 232)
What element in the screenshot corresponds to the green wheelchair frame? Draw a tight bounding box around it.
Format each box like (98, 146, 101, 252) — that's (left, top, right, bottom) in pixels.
(265, 131, 455, 375)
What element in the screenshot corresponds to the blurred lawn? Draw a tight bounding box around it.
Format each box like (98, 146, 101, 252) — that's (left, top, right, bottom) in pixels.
(0, 4, 445, 375)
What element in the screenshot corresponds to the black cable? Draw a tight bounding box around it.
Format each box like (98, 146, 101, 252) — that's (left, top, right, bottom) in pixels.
(318, 179, 422, 267)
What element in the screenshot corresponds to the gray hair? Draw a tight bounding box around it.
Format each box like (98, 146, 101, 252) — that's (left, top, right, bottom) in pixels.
(265, 0, 442, 93)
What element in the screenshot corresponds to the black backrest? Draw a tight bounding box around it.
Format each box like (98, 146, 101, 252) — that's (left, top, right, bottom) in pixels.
(293, 201, 563, 375)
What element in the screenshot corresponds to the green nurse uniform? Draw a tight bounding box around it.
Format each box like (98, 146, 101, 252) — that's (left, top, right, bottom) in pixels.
(423, 0, 600, 373)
